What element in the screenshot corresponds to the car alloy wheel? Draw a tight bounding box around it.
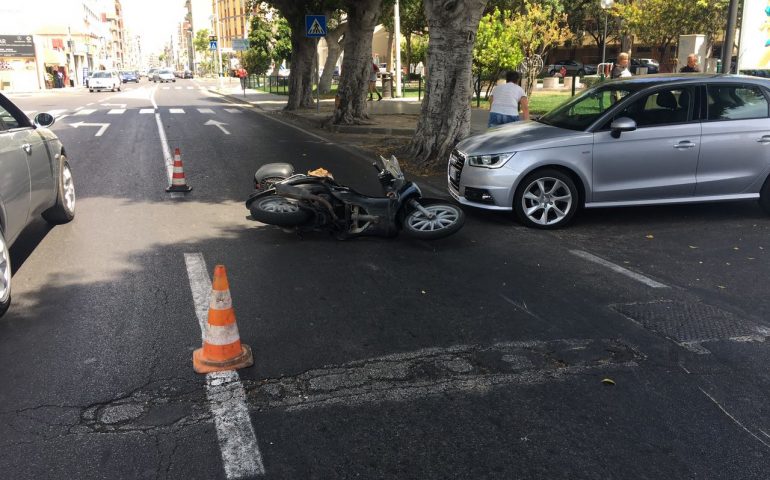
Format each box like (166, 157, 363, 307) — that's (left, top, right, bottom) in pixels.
(0, 230, 11, 316)
(514, 169, 578, 229)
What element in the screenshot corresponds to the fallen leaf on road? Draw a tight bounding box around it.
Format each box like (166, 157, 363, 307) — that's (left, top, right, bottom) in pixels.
(733, 247, 740, 250)
(748, 257, 755, 260)
(717, 285, 726, 289)
(689, 245, 698, 249)
(601, 378, 616, 386)
(645, 235, 654, 239)
(421, 290, 426, 294)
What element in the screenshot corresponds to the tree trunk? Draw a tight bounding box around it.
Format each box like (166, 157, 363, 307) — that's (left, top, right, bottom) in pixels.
(285, 14, 317, 110)
(407, 0, 487, 169)
(333, 0, 383, 125)
(405, 34, 413, 72)
(319, 23, 346, 94)
(385, 30, 394, 68)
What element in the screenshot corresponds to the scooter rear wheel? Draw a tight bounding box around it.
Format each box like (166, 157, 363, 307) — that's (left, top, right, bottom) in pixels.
(249, 195, 312, 227)
(402, 199, 464, 240)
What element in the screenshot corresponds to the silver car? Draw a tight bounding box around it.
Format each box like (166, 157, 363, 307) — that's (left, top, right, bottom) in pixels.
(0, 93, 76, 316)
(449, 74, 770, 228)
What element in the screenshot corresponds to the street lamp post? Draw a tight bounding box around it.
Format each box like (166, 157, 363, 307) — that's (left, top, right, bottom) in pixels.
(600, 0, 614, 78)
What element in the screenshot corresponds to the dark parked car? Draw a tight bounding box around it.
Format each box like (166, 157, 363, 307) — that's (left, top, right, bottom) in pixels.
(120, 71, 138, 83)
(183, 70, 193, 79)
(0, 93, 76, 315)
(607, 58, 660, 74)
(547, 60, 597, 76)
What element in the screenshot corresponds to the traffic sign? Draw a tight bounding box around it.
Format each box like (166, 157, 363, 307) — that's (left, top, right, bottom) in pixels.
(209, 40, 217, 51)
(305, 15, 327, 37)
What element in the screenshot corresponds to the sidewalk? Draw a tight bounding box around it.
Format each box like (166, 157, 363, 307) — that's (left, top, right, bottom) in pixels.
(201, 79, 491, 136)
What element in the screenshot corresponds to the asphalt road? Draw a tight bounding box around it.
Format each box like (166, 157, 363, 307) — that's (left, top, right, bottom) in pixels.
(1, 80, 769, 479)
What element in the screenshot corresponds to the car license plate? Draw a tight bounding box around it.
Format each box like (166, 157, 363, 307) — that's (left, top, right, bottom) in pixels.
(449, 166, 459, 182)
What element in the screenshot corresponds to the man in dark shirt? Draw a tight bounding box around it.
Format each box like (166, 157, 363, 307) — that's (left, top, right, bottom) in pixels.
(680, 54, 700, 73)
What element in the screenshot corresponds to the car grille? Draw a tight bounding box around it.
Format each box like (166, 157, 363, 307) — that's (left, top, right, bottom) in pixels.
(448, 149, 465, 191)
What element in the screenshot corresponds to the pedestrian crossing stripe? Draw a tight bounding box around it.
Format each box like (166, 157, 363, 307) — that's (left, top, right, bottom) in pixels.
(224, 108, 241, 113)
(139, 108, 155, 114)
(75, 109, 96, 115)
(170, 108, 185, 113)
(197, 108, 215, 114)
(107, 109, 126, 114)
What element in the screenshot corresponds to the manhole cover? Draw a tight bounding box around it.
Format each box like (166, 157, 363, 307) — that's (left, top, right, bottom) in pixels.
(611, 301, 761, 343)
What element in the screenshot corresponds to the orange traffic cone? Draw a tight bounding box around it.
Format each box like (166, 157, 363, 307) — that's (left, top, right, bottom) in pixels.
(166, 148, 192, 193)
(193, 265, 254, 373)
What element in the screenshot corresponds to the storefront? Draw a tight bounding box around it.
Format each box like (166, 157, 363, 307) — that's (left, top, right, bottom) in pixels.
(0, 34, 41, 92)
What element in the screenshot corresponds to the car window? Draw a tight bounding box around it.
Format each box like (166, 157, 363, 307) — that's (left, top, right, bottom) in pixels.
(706, 85, 769, 121)
(0, 98, 29, 130)
(610, 87, 695, 127)
(92, 72, 109, 78)
(538, 84, 640, 131)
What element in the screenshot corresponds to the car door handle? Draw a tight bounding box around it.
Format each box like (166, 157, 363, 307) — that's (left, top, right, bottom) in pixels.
(673, 141, 696, 149)
(21, 143, 31, 155)
(756, 135, 770, 144)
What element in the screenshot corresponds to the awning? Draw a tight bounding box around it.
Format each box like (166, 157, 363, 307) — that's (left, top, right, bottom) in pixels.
(42, 49, 66, 67)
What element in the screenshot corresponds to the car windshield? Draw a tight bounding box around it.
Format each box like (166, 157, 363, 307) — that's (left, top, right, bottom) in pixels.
(92, 72, 110, 78)
(160, 69, 172, 74)
(538, 83, 643, 131)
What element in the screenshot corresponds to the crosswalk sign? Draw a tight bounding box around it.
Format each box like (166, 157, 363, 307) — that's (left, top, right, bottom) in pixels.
(209, 40, 217, 50)
(305, 15, 327, 37)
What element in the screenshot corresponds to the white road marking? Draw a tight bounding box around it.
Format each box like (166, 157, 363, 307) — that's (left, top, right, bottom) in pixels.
(86, 103, 94, 106)
(569, 250, 669, 288)
(205, 119, 231, 135)
(187, 86, 194, 89)
(224, 108, 242, 114)
(48, 109, 66, 117)
(140, 108, 155, 114)
(74, 106, 84, 111)
(154, 113, 173, 184)
(101, 103, 127, 108)
(170, 108, 185, 114)
(197, 108, 215, 114)
(184, 253, 266, 478)
(151, 86, 158, 109)
(69, 121, 110, 136)
(107, 109, 126, 114)
(175, 86, 182, 90)
(162, 86, 170, 90)
(74, 109, 97, 116)
(699, 387, 770, 450)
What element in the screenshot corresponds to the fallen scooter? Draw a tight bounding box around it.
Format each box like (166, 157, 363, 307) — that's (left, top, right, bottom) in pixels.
(245, 156, 465, 240)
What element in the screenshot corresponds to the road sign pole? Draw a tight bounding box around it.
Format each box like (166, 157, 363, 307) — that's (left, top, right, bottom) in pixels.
(316, 38, 320, 113)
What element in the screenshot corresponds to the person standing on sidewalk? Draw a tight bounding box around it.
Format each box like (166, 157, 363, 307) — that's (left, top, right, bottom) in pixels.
(488, 71, 529, 128)
(611, 53, 632, 78)
(369, 62, 382, 101)
(680, 54, 700, 73)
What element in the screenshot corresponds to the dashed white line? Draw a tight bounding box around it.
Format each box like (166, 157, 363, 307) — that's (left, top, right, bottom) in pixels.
(48, 109, 66, 117)
(162, 86, 170, 90)
(74, 109, 97, 116)
(224, 108, 242, 114)
(197, 108, 215, 114)
(170, 108, 185, 114)
(140, 108, 155, 114)
(569, 250, 669, 288)
(175, 86, 182, 90)
(187, 86, 194, 89)
(184, 253, 266, 479)
(74, 106, 84, 111)
(107, 109, 126, 114)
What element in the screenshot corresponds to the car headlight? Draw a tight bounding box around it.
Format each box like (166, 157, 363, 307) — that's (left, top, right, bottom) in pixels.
(466, 152, 515, 168)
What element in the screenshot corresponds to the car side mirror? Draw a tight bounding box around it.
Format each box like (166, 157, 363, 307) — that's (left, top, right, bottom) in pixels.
(610, 117, 637, 138)
(34, 112, 55, 128)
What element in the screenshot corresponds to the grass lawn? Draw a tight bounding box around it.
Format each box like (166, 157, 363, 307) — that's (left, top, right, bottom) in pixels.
(251, 78, 575, 116)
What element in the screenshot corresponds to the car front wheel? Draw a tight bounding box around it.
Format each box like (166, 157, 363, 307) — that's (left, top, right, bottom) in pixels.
(760, 176, 770, 214)
(514, 169, 578, 229)
(0, 229, 11, 317)
(42, 158, 76, 224)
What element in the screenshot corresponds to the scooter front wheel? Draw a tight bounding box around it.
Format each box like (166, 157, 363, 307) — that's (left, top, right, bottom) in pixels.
(402, 199, 464, 240)
(249, 195, 312, 227)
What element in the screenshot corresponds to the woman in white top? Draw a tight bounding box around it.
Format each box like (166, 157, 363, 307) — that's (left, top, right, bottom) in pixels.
(488, 71, 529, 128)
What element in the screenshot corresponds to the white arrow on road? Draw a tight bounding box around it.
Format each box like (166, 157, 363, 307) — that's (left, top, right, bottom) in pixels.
(69, 121, 110, 137)
(205, 119, 231, 135)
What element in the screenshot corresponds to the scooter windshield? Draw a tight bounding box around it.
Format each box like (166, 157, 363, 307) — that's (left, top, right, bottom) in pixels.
(380, 155, 405, 190)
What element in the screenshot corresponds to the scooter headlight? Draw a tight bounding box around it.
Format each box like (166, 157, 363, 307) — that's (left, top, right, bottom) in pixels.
(466, 152, 515, 168)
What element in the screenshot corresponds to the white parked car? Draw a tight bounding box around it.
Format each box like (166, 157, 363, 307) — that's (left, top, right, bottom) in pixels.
(89, 71, 121, 92)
